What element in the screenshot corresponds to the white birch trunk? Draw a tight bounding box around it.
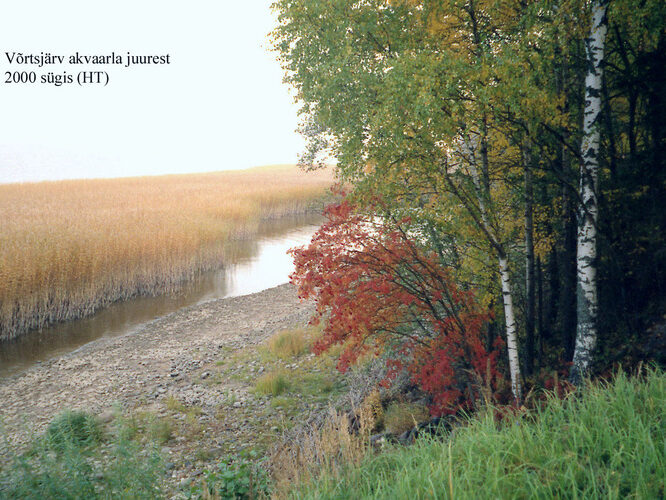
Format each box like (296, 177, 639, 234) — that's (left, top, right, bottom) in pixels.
(499, 256, 522, 402)
(465, 136, 523, 402)
(571, 0, 608, 385)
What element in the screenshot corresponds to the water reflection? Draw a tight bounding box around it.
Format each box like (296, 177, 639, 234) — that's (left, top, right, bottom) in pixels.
(0, 213, 321, 378)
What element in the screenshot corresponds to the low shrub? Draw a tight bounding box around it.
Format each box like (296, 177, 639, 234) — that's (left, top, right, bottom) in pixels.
(189, 450, 270, 500)
(1, 413, 164, 499)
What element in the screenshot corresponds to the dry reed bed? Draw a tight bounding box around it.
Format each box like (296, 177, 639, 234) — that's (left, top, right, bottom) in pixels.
(0, 165, 333, 341)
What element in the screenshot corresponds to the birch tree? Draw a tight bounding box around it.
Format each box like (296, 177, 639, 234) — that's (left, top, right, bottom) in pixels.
(273, 0, 531, 402)
(570, 0, 609, 385)
(447, 131, 523, 402)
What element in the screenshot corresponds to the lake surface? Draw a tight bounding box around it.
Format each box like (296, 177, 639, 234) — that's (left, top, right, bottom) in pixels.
(0, 214, 320, 378)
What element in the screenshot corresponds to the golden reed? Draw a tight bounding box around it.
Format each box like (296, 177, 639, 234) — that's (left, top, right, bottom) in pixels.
(0, 165, 333, 341)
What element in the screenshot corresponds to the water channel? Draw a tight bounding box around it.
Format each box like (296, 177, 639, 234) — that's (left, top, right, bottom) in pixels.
(0, 213, 321, 378)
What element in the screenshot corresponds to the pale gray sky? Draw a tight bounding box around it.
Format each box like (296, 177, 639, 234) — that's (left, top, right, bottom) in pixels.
(0, 0, 303, 183)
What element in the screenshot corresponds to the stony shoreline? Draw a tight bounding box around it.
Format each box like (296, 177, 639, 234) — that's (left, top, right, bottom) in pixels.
(0, 284, 315, 449)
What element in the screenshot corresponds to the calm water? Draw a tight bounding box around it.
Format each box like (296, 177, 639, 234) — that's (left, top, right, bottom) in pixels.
(0, 214, 320, 378)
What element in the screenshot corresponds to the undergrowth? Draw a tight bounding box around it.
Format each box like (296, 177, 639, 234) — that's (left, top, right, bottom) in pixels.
(0, 410, 164, 499)
(286, 368, 665, 499)
(187, 450, 270, 500)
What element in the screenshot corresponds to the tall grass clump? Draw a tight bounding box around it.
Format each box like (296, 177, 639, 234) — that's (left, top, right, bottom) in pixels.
(255, 371, 290, 396)
(45, 410, 102, 453)
(0, 165, 333, 341)
(266, 327, 316, 360)
(0, 410, 164, 499)
(270, 392, 386, 498)
(288, 368, 665, 499)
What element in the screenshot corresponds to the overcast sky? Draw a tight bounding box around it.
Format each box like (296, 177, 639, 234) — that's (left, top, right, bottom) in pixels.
(0, 0, 304, 184)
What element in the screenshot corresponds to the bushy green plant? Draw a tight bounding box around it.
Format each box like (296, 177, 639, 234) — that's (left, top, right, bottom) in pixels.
(1, 411, 164, 499)
(45, 410, 102, 452)
(190, 450, 270, 499)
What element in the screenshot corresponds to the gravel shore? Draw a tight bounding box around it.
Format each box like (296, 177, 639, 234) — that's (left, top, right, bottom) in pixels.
(0, 284, 313, 447)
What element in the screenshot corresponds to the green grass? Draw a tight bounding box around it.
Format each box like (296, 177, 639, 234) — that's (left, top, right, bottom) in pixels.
(291, 368, 666, 499)
(293, 373, 339, 397)
(255, 371, 290, 396)
(44, 410, 103, 453)
(1, 410, 164, 499)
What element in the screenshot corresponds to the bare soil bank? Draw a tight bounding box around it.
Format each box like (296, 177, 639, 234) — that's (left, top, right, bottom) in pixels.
(0, 284, 314, 447)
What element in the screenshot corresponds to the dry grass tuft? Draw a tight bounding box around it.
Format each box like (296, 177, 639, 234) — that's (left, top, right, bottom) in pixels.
(358, 388, 384, 433)
(266, 327, 316, 360)
(383, 401, 430, 435)
(165, 395, 187, 413)
(269, 408, 372, 499)
(0, 165, 333, 341)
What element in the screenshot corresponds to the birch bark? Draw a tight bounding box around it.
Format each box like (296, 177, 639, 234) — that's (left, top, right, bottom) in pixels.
(570, 0, 609, 385)
(499, 256, 522, 401)
(465, 135, 523, 402)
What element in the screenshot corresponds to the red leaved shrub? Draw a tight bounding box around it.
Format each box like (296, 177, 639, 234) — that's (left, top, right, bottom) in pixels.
(290, 199, 505, 415)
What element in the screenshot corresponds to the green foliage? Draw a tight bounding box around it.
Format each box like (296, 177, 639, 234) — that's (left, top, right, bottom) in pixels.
(254, 371, 290, 396)
(1, 413, 164, 499)
(45, 410, 102, 453)
(295, 373, 338, 396)
(291, 369, 666, 499)
(189, 450, 270, 500)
